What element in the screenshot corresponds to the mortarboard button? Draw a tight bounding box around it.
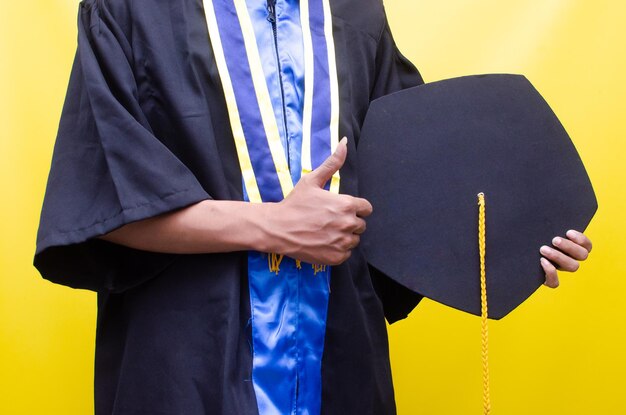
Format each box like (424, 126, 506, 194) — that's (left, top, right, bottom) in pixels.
(358, 74, 597, 320)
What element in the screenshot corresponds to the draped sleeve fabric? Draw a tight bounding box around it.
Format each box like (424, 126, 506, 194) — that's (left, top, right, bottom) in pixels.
(33, 0, 211, 293)
(367, 10, 426, 324)
(370, 12, 425, 100)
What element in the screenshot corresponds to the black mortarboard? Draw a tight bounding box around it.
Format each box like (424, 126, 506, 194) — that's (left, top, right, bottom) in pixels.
(358, 74, 597, 320)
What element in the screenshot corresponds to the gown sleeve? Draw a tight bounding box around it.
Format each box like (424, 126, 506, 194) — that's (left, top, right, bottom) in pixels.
(367, 12, 426, 323)
(370, 15, 425, 101)
(33, 1, 211, 293)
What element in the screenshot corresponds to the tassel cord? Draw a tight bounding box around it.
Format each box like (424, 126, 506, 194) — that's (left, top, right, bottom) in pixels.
(478, 192, 491, 415)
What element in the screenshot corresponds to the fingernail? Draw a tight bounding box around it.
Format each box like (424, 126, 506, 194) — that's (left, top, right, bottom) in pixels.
(540, 245, 551, 255)
(553, 237, 562, 246)
(540, 257, 549, 266)
(340, 137, 347, 146)
(566, 229, 578, 239)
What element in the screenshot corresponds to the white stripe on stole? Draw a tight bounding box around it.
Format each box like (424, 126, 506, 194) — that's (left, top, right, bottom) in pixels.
(232, 0, 294, 198)
(202, 0, 262, 202)
(300, 0, 315, 178)
(203, 0, 340, 201)
(300, 0, 341, 193)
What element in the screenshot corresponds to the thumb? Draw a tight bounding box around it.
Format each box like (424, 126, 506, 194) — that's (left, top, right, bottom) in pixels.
(308, 137, 347, 188)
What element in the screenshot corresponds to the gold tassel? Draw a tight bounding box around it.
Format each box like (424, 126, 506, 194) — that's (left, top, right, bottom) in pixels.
(268, 253, 284, 275)
(312, 264, 327, 275)
(477, 193, 491, 415)
(268, 256, 326, 275)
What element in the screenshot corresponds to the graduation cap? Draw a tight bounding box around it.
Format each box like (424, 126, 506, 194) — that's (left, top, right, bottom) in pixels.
(358, 74, 597, 320)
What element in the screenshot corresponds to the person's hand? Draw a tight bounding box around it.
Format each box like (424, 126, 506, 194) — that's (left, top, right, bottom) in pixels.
(539, 230, 592, 288)
(265, 137, 373, 265)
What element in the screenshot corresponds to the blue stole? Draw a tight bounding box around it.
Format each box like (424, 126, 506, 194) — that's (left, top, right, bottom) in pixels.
(201, 0, 340, 413)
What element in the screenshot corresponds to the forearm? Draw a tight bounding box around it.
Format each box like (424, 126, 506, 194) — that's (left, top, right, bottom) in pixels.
(98, 199, 273, 254)
(98, 139, 370, 264)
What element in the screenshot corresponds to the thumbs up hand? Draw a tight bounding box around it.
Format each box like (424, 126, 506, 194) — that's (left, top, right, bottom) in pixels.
(265, 137, 373, 266)
(306, 136, 349, 188)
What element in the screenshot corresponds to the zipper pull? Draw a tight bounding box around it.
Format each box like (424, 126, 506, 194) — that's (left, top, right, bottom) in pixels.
(266, 0, 276, 23)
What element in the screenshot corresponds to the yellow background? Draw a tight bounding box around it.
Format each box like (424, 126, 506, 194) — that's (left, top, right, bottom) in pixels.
(1, 0, 624, 413)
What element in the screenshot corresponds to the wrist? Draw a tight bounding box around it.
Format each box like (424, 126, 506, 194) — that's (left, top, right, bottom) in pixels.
(246, 201, 284, 254)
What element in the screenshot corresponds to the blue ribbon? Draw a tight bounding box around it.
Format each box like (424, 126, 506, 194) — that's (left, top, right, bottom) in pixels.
(202, 0, 337, 413)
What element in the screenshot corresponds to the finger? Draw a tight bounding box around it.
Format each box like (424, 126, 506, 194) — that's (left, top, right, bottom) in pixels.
(353, 218, 367, 235)
(329, 249, 353, 266)
(541, 257, 559, 288)
(539, 245, 580, 272)
(308, 137, 347, 188)
(347, 234, 360, 250)
(341, 250, 353, 264)
(566, 229, 592, 253)
(349, 196, 373, 218)
(552, 236, 589, 261)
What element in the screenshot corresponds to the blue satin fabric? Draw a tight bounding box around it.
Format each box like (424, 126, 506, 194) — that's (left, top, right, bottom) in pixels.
(247, 254, 330, 415)
(246, 0, 304, 179)
(245, 1, 330, 414)
(211, 0, 286, 202)
(304, 0, 334, 174)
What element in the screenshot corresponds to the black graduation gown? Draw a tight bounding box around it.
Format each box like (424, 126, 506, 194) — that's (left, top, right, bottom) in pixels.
(34, 0, 424, 413)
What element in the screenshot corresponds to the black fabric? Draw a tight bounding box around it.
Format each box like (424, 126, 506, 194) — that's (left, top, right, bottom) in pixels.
(358, 74, 598, 320)
(33, 0, 425, 414)
(33, 0, 212, 292)
(370, 264, 423, 324)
